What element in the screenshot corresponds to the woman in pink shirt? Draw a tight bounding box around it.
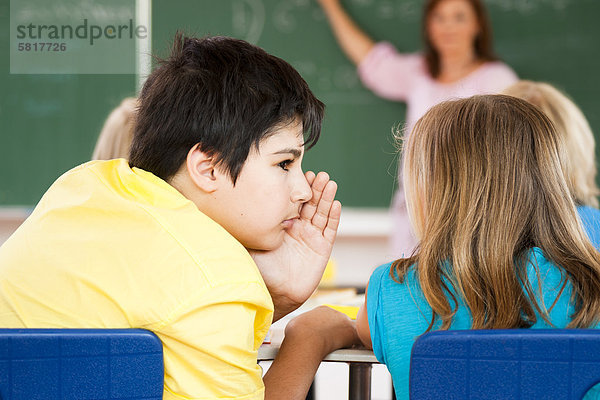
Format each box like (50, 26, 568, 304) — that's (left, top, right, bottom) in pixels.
(318, 0, 517, 257)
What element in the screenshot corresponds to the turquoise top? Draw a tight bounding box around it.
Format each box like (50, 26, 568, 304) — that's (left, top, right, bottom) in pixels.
(578, 205, 600, 249)
(366, 248, 597, 399)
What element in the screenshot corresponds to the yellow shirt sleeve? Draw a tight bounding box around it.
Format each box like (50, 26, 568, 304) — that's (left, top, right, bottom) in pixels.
(153, 283, 272, 400)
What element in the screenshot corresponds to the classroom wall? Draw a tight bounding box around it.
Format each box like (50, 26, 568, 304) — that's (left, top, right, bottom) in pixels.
(0, 0, 139, 206)
(2, 0, 599, 209)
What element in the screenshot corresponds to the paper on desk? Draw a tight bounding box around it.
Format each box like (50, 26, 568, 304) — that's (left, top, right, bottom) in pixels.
(323, 304, 359, 320)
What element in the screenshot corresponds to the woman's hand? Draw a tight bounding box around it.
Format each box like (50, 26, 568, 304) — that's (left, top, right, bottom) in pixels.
(314, 0, 375, 65)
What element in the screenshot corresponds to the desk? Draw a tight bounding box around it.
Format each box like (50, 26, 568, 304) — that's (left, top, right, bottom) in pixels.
(258, 344, 379, 400)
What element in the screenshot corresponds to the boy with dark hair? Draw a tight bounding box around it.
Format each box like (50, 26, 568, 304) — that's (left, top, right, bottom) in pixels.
(0, 35, 357, 399)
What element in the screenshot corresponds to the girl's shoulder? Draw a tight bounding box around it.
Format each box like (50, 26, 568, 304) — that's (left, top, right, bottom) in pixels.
(368, 262, 394, 296)
(370, 260, 417, 284)
(368, 261, 422, 304)
(371, 261, 393, 280)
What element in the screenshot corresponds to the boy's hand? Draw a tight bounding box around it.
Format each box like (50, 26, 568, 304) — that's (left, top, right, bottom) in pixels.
(283, 305, 360, 352)
(250, 171, 341, 321)
(263, 306, 360, 400)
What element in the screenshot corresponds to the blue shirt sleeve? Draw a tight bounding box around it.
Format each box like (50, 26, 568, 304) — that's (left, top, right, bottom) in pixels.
(577, 205, 600, 250)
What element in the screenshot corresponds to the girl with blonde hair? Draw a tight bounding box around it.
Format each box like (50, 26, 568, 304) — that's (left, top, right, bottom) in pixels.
(346, 95, 600, 398)
(503, 81, 600, 247)
(92, 97, 138, 160)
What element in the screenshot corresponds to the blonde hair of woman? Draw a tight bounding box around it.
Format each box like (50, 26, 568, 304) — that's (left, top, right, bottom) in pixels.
(395, 94, 600, 331)
(503, 81, 599, 207)
(92, 97, 137, 160)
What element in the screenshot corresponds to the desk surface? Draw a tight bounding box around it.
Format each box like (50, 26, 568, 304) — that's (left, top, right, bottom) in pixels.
(258, 291, 376, 364)
(258, 343, 378, 364)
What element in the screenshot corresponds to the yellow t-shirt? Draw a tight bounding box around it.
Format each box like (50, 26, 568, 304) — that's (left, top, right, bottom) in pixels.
(0, 159, 274, 399)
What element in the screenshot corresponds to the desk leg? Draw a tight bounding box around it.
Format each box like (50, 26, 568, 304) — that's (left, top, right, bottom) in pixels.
(348, 363, 372, 400)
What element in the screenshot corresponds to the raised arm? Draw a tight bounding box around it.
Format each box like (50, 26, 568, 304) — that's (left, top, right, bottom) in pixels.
(317, 0, 375, 65)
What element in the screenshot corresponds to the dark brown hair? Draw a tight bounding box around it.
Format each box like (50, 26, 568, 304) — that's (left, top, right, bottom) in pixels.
(422, 0, 498, 78)
(130, 33, 324, 184)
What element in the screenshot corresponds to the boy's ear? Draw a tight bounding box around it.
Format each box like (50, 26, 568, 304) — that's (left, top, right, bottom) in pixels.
(186, 144, 218, 193)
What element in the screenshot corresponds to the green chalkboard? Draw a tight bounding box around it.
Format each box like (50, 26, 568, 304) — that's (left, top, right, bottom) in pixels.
(2, 0, 600, 207)
(0, 0, 137, 206)
(151, 0, 600, 208)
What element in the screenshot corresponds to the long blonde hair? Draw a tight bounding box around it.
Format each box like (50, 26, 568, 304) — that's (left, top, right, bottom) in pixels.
(394, 94, 600, 331)
(503, 81, 599, 207)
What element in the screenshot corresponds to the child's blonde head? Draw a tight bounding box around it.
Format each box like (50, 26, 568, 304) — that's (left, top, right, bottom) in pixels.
(503, 80, 598, 207)
(396, 94, 600, 331)
(92, 97, 138, 161)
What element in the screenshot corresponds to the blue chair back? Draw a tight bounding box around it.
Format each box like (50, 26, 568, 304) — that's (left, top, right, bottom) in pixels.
(410, 329, 600, 399)
(0, 328, 164, 400)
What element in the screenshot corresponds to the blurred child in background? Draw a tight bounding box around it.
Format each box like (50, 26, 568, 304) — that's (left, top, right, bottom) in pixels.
(92, 97, 137, 160)
(503, 81, 600, 248)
